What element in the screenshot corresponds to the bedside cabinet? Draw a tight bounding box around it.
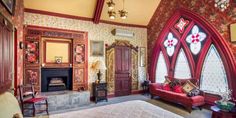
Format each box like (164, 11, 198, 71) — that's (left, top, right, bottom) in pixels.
(93, 82, 108, 103)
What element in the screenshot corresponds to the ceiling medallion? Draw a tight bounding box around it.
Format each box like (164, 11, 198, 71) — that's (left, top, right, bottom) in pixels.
(107, 0, 128, 19)
(214, 0, 230, 12)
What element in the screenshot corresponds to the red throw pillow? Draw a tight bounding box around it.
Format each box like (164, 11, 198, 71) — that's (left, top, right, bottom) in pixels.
(173, 85, 183, 93)
(163, 84, 171, 91)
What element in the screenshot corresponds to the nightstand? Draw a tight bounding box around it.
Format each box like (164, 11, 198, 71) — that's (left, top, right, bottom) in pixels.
(142, 80, 151, 95)
(211, 105, 236, 118)
(93, 82, 108, 103)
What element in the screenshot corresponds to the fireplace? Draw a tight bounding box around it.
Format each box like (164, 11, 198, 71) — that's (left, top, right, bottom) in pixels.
(41, 68, 72, 92)
(48, 77, 67, 91)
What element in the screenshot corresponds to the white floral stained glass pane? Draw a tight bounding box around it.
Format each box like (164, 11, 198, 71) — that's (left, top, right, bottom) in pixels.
(200, 45, 228, 94)
(186, 25, 207, 55)
(164, 32, 178, 57)
(174, 49, 191, 79)
(155, 51, 168, 83)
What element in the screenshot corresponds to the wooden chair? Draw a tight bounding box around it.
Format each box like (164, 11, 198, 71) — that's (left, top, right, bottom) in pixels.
(18, 84, 49, 117)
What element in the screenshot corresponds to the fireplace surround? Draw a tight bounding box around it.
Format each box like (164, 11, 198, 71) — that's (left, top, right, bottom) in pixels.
(23, 26, 88, 92)
(41, 68, 72, 92)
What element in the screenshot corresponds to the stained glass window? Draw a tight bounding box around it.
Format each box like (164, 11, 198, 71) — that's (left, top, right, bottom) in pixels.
(155, 51, 168, 83)
(186, 25, 207, 55)
(200, 45, 228, 94)
(174, 18, 189, 33)
(174, 49, 191, 79)
(164, 32, 178, 57)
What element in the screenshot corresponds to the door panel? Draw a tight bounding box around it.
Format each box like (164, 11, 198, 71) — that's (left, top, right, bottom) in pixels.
(115, 46, 131, 96)
(0, 15, 13, 94)
(123, 48, 130, 72)
(3, 29, 9, 82)
(115, 47, 122, 72)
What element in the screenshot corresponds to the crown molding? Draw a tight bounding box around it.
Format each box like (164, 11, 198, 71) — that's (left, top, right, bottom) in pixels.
(24, 8, 147, 29)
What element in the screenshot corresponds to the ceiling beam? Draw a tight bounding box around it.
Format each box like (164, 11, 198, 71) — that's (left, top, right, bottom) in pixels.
(93, 0, 105, 24)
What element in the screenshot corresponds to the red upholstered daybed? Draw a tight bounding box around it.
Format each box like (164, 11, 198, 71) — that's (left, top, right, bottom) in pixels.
(149, 77, 205, 112)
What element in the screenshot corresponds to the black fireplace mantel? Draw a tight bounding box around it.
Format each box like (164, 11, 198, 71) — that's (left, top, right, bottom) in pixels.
(41, 68, 72, 92)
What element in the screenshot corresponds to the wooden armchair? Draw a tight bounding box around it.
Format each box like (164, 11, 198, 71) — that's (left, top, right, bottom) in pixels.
(18, 84, 49, 117)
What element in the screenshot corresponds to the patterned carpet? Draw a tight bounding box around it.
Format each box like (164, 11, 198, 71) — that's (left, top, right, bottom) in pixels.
(28, 94, 212, 118)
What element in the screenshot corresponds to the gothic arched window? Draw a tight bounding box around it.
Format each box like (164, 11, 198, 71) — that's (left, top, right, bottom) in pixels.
(152, 10, 232, 97)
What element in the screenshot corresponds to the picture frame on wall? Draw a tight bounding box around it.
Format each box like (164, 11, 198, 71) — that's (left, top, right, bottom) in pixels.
(230, 23, 236, 43)
(1, 0, 16, 15)
(140, 47, 146, 67)
(90, 40, 104, 56)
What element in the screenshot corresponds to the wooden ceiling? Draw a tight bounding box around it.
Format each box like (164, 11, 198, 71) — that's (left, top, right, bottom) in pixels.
(24, 0, 161, 27)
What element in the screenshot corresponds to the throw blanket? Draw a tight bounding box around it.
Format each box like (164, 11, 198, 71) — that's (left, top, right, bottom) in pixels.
(50, 100, 183, 118)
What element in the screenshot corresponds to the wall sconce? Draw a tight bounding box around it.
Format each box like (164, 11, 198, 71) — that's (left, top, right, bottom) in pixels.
(19, 41, 24, 49)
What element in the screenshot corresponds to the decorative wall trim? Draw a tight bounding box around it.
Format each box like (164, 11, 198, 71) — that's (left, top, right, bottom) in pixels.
(100, 20, 147, 28)
(106, 40, 138, 51)
(23, 25, 88, 91)
(106, 40, 139, 95)
(24, 8, 147, 28)
(24, 8, 92, 21)
(25, 25, 86, 39)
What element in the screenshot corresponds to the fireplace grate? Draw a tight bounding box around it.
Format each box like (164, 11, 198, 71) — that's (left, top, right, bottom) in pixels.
(48, 77, 66, 91)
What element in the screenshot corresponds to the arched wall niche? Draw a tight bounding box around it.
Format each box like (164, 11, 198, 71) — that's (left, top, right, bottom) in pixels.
(149, 8, 236, 102)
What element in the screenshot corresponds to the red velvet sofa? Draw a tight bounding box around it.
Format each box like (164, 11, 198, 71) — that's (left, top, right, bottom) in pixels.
(149, 82, 205, 112)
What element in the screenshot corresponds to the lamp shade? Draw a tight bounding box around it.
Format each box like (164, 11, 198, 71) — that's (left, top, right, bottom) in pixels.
(96, 60, 107, 70)
(91, 60, 107, 71)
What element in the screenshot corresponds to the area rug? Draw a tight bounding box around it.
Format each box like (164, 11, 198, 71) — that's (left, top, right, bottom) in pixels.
(50, 100, 183, 118)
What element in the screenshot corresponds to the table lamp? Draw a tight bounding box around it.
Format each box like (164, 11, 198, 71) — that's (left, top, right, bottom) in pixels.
(92, 60, 107, 83)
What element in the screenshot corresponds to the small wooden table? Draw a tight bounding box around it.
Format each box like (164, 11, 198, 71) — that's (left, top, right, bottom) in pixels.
(141, 80, 150, 95)
(93, 82, 108, 103)
(211, 106, 236, 118)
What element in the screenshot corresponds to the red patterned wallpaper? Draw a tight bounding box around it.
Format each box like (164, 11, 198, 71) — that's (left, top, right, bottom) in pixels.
(147, 0, 236, 68)
(0, 0, 24, 88)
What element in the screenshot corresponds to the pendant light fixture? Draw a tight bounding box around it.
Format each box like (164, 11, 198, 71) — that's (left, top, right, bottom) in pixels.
(119, 0, 128, 19)
(107, 0, 128, 19)
(108, 11, 116, 19)
(107, 0, 115, 10)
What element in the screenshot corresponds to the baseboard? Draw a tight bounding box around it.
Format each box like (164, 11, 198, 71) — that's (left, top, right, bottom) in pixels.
(131, 90, 144, 94)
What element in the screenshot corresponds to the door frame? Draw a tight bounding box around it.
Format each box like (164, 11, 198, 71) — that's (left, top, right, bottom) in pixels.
(106, 40, 139, 96)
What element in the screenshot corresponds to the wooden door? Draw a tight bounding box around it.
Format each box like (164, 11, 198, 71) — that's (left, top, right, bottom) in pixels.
(115, 46, 131, 96)
(0, 14, 13, 94)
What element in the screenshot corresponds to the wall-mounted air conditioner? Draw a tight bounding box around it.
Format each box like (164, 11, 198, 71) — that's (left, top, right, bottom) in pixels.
(111, 28, 135, 38)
